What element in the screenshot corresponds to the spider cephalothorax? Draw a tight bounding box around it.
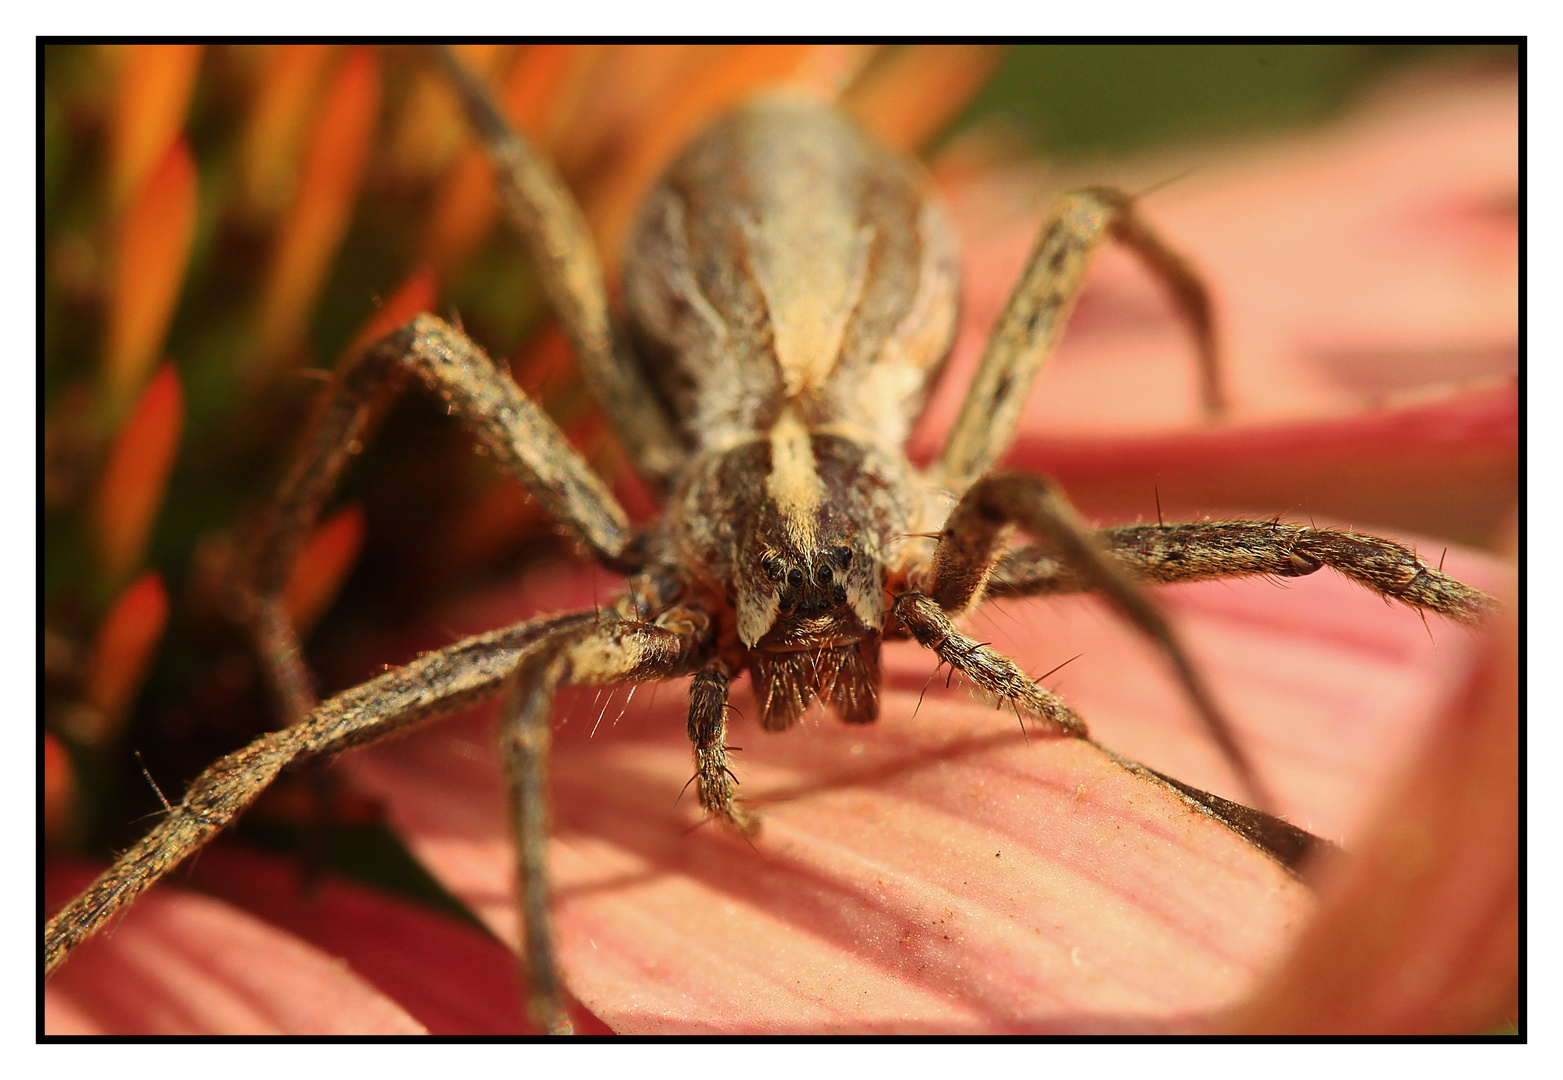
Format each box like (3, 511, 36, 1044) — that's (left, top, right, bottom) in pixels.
(663, 412, 921, 729)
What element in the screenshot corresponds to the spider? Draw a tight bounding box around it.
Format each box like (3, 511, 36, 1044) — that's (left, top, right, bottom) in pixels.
(44, 48, 1494, 1034)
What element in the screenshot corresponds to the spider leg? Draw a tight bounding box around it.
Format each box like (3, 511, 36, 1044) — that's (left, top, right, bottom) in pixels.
(686, 662, 758, 837)
(237, 312, 638, 729)
(891, 592, 1085, 738)
(43, 609, 596, 977)
(988, 519, 1495, 624)
(1095, 743, 1338, 877)
(497, 614, 713, 1034)
(898, 469, 1274, 810)
(431, 45, 688, 492)
(935, 186, 1223, 487)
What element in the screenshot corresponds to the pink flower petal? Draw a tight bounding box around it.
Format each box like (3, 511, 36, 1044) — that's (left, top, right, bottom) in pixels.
(1226, 526, 1518, 1034)
(917, 73, 1517, 451)
(177, 846, 538, 1035)
(43, 862, 425, 1036)
(342, 536, 1505, 1034)
(999, 381, 1516, 541)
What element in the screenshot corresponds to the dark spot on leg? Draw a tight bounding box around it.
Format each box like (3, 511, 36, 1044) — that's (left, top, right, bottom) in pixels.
(1280, 550, 1324, 577)
(991, 371, 1014, 405)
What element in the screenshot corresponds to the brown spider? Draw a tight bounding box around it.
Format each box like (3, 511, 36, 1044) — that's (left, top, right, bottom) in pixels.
(44, 48, 1493, 1034)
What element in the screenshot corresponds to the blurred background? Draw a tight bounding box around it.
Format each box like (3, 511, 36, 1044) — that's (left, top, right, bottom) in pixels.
(41, 42, 1518, 923)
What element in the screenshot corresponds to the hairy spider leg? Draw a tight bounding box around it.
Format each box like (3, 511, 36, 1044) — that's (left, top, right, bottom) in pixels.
(935, 185, 1224, 488)
(902, 470, 1276, 809)
(433, 44, 688, 492)
(891, 591, 1086, 738)
(498, 616, 713, 1034)
(920, 185, 1266, 806)
(988, 519, 1493, 626)
(686, 663, 757, 836)
(235, 315, 640, 735)
(44, 611, 596, 975)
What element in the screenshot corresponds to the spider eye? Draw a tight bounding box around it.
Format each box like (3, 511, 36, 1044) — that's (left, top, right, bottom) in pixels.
(827, 546, 852, 569)
(815, 563, 833, 585)
(787, 567, 804, 587)
(760, 554, 785, 581)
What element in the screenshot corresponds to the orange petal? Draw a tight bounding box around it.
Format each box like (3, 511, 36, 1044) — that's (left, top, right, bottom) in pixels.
(237, 43, 337, 220)
(587, 43, 825, 266)
(108, 44, 202, 213)
(436, 476, 546, 575)
(338, 267, 439, 367)
(256, 47, 382, 365)
(83, 571, 170, 728)
(791, 43, 883, 101)
(103, 138, 196, 416)
(548, 44, 705, 178)
(421, 147, 498, 276)
(508, 322, 573, 397)
(503, 43, 585, 140)
(843, 44, 1001, 153)
(93, 363, 183, 585)
(44, 862, 425, 1036)
(386, 43, 506, 185)
(282, 504, 365, 636)
(43, 733, 76, 845)
(420, 45, 586, 274)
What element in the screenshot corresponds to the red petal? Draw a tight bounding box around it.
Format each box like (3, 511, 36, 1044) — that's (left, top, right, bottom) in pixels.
(283, 504, 365, 636)
(93, 363, 183, 585)
(257, 47, 381, 363)
(108, 44, 202, 213)
(182, 847, 533, 1035)
(43, 862, 425, 1035)
(998, 382, 1516, 538)
(84, 570, 170, 729)
(104, 137, 197, 412)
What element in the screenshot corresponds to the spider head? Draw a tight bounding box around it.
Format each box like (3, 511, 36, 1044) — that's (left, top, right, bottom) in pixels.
(670, 419, 917, 658)
(734, 518, 891, 731)
(745, 540, 874, 651)
(729, 423, 914, 654)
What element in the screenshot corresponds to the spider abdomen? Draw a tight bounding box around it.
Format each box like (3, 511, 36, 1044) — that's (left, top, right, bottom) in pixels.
(623, 95, 961, 454)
